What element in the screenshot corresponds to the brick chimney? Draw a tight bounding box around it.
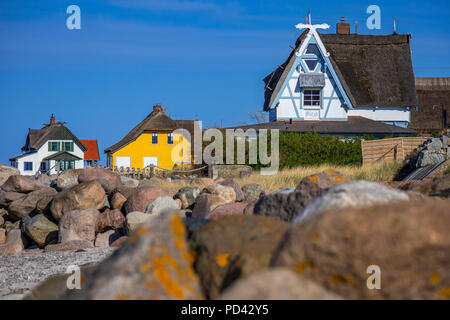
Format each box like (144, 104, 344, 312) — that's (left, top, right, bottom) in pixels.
(153, 105, 162, 111)
(337, 17, 350, 35)
(50, 114, 55, 125)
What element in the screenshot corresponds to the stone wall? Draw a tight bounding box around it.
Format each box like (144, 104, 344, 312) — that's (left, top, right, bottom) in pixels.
(414, 136, 449, 168)
(208, 165, 253, 179)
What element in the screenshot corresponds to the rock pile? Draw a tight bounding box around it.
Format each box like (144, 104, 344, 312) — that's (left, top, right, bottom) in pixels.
(1, 162, 449, 300)
(413, 136, 449, 168)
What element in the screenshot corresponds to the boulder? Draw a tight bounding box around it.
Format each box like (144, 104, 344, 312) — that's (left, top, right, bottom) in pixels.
(58, 208, 99, 244)
(112, 185, 136, 199)
(120, 176, 139, 187)
(145, 196, 179, 216)
(272, 198, 450, 299)
(23, 214, 59, 247)
(78, 167, 121, 194)
(205, 203, 246, 220)
(123, 187, 173, 214)
(44, 240, 93, 252)
(96, 209, 125, 233)
(50, 180, 106, 221)
(95, 230, 118, 247)
(62, 212, 204, 300)
(242, 184, 267, 202)
(219, 268, 342, 300)
(35, 195, 55, 215)
(1, 175, 45, 193)
(191, 177, 214, 185)
(218, 179, 244, 202)
(191, 215, 290, 299)
(56, 169, 81, 191)
(293, 181, 410, 224)
(399, 174, 450, 198)
(36, 174, 52, 187)
(0, 244, 16, 255)
(3, 220, 20, 233)
(201, 184, 236, 203)
(296, 169, 351, 193)
(0, 163, 19, 187)
(0, 191, 25, 208)
(253, 189, 317, 222)
(5, 229, 24, 252)
(0, 214, 4, 227)
(8, 187, 57, 221)
(0, 228, 5, 244)
(110, 192, 127, 211)
(174, 187, 200, 209)
(110, 236, 128, 247)
(124, 211, 152, 235)
(191, 194, 228, 219)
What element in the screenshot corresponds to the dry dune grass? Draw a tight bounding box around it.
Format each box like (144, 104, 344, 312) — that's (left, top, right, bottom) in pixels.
(158, 161, 405, 192)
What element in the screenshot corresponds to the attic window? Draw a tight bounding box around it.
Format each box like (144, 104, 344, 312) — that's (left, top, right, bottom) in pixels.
(303, 89, 321, 108)
(305, 44, 320, 55)
(304, 59, 319, 72)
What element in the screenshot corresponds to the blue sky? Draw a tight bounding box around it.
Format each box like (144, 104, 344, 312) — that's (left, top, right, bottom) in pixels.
(1, 0, 449, 164)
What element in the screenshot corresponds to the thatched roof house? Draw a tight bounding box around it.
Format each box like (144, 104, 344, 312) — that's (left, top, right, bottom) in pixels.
(408, 77, 450, 134)
(259, 17, 418, 135)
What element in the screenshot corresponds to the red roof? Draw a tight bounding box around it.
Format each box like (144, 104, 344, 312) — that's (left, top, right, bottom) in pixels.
(80, 139, 100, 161)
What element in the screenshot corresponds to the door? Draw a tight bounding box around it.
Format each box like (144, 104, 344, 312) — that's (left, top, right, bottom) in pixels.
(143, 156, 158, 169)
(116, 156, 131, 169)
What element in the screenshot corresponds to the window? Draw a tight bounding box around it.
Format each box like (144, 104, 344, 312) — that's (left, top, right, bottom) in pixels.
(40, 162, 47, 172)
(167, 132, 174, 145)
(303, 89, 321, 108)
(24, 162, 33, 171)
(152, 132, 158, 144)
(59, 160, 75, 171)
(49, 141, 59, 152)
(63, 142, 73, 152)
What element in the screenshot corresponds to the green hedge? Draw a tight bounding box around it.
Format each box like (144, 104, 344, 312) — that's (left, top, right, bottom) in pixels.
(279, 133, 362, 168)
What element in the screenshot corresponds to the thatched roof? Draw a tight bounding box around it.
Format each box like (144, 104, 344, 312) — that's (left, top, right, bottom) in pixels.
(228, 116, 417, 135)
(22, 123, 87, 152)
(104, 109, 197, 154)
(408, 77, 450, 133)
(264, 32, 418, 110)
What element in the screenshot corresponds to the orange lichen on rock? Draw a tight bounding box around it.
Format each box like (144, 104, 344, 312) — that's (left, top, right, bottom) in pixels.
(308, 176, 319, 182)
(129, 225, 151, 244)
(295, 260, 314, 274)
(440, 288, 450, 300)
(333, 176, 346, 183)
(430, 271, 441, 285)
(325, 169, 335, 175)
(216, 253, 231, 267)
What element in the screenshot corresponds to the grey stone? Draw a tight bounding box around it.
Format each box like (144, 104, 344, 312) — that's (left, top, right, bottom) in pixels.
(58, 208, 99, 244)
(124, 211, 152, 235)
(24, 214, 59, 248)
(242, 184, 266, 202)
(5, 229, 24, 253)
(174, 186, 200, 209)
(145, 196, 179, 216)
(294, 181, 410, 224)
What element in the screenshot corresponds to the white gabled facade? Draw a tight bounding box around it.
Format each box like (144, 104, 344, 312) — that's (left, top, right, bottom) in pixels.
(266, 23, 411, 127)
(11, 140, 85, 176)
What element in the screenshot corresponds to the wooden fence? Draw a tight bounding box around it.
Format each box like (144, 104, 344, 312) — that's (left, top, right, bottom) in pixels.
(361, 137, 428, 165)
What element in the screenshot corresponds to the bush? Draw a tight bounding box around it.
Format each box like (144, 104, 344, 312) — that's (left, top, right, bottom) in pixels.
(279, 133, 362, 168)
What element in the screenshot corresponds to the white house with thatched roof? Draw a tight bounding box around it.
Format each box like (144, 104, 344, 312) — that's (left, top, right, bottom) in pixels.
(261, 17, 418, 135)
(9, 115, 88, 176)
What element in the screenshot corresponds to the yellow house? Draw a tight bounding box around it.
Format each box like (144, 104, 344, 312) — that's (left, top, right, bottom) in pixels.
(105, 105, 195, 170)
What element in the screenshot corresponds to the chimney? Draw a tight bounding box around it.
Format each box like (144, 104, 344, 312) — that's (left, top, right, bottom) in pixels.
(336, 17, 350, 35)
(50, 114, 55, 125)
(153, 105, 162, 112)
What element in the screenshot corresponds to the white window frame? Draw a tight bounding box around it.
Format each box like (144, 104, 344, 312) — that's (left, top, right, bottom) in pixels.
(151, 132, 158, 145)
(24, 161, 33, 171)
(303, 88, 322, 110)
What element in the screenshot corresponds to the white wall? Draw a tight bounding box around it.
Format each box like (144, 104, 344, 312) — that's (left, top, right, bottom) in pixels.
(348, 107, 410, 122)
(15, 139, 85, 175)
